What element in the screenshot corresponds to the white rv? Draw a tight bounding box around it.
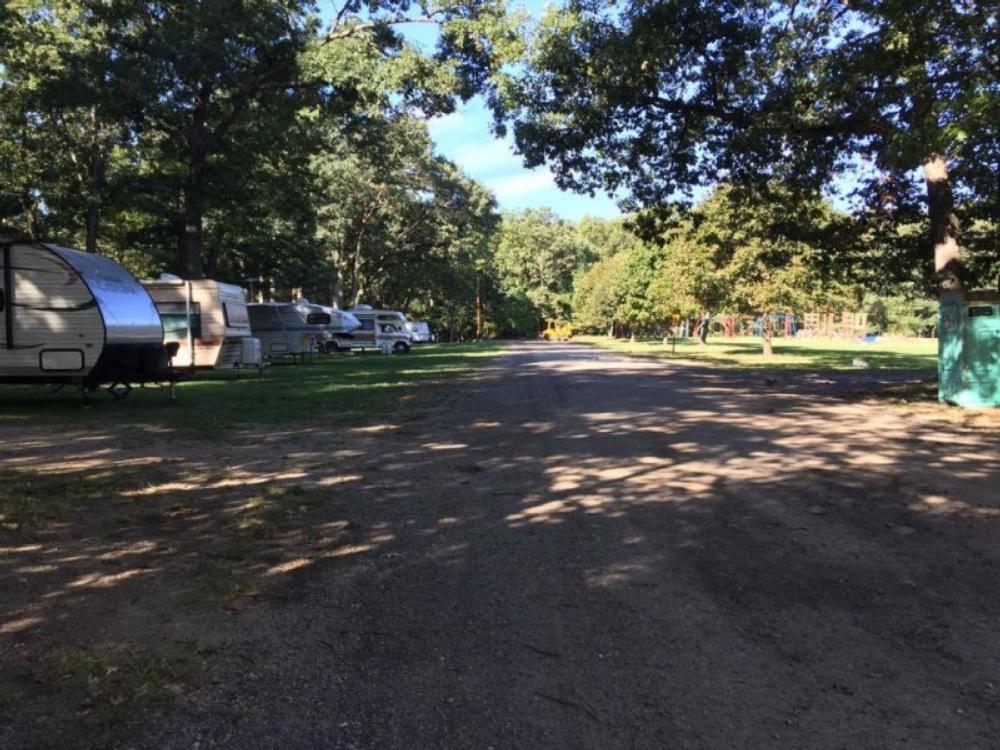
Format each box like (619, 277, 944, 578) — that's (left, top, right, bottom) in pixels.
(247, 302, 329, 360)
(333, 305, 412, 353)
(404, 321, 433, 343)
(292, 299, 361, 353)
(0, 240, 171, 387)
(143, 276, 262, 370)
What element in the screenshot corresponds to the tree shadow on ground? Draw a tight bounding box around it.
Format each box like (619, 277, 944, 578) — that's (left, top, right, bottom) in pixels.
(1, 342, 998, 749)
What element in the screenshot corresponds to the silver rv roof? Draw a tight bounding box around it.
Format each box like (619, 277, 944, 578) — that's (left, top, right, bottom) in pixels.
(47, 243, 162, 344)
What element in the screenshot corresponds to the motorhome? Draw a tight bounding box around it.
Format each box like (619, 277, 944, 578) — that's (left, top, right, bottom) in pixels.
(292, 299, 361, 352)
(404, 321, 433, 343)
(247, 302, 329, 360)
(334, 305, 412, 353)
(0, 240, 171, 387)
(143, 276, 262, 370)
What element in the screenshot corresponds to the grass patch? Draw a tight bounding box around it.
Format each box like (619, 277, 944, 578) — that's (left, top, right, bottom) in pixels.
(8, 646, 202, 750)
(0, 341, 506, 436)
(234, 484, 326, 540)
(0, 469, 141, 532)
(189, 559, 261, 605)
(575, 335, 937, 371)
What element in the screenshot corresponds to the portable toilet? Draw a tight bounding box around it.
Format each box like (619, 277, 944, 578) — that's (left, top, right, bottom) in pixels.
(938, 290, 1000, 407)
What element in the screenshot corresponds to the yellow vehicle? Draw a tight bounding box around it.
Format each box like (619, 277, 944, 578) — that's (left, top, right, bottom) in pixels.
(540, 320, 573, 341)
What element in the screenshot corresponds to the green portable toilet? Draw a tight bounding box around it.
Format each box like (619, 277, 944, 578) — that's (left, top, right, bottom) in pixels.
(938, 290, 1000, 407)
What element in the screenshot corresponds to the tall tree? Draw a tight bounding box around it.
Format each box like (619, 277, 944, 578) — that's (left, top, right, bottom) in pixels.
(492, 208, 593, 324)
(0, 1, 136, 250)
(99, 0, 518, 278)
(502, 0, 1000, 289)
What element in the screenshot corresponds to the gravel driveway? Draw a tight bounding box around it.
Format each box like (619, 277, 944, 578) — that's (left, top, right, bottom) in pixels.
(6, 341, 1000, 749)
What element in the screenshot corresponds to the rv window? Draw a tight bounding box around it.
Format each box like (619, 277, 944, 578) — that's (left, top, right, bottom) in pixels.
(158, 302, 202, 340)
(223, 302, 251, 329)
(380, 324, 398, 333)
(306, 312, 331, 325)
(360, 319, 375, 331)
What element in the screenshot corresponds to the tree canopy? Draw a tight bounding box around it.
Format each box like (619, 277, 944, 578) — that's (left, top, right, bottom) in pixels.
(502, 0, 1000, 290)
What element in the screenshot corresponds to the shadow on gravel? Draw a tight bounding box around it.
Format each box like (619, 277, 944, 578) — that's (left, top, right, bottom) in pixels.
(1, 343, 999, 749)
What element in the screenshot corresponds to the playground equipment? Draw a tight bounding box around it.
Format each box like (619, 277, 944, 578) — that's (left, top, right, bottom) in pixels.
(938, 291, 1000, 408)
(800, 311, 867, 338)
(752, 312, 797, 338)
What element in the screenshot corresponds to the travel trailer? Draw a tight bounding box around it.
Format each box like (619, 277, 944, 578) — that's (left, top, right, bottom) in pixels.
(292, 299, 361, 352)
(404, 321, 433, 343)
(247, 302, 329, 360)
(333, 305, 412, 353)
(0, 240, 172, 388)
(143, 276, 263, 370)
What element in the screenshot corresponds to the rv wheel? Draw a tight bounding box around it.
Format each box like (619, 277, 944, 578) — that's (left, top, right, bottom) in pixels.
(393, 341, 410, 354)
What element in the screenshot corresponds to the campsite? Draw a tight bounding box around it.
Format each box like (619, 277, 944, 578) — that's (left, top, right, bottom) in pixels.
(2, 1, 1000, 749)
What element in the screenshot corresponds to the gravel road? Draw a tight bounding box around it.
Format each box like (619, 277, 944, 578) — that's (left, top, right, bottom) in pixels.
(144, 341, 1000, 749)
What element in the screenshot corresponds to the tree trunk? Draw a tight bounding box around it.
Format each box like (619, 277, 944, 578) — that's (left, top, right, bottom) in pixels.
(923, 155, 962, 290)
(179, 108, 208, 279)
(331, 253, 345, 308)
(761, 313, 774, 356)
(475, 274, 482, 339)
(85, 207, 99, 253)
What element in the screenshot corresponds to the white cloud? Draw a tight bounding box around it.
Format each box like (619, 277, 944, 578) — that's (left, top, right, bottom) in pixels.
(426, 111, 468, 139)
(488, 171, 556, 200)
(451, 140, 521, 174)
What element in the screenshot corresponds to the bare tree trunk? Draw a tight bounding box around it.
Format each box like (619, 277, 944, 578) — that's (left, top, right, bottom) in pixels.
(331, 251, 345, 308)
(761, 314, 774, 357)
(179, 106, 208, 279)
(924, 155, 962, 290)
(475, 274, 482, 338)
(85, 207, 99, 253)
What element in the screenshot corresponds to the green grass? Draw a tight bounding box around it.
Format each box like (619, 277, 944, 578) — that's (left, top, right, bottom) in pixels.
(0, 468, 146, 533)
(19, 645, 203, 749)
(0, 342, 505, 435)
(575, 334, 938, 371)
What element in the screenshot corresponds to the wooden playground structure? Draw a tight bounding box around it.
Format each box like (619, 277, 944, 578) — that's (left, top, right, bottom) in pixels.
(708, 310, 869, 339)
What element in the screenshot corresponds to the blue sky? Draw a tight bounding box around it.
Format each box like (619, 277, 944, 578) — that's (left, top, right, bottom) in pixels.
(426, 98, 622, 220)
(319, 2, 870, 220)
(319, 1, 622, 221)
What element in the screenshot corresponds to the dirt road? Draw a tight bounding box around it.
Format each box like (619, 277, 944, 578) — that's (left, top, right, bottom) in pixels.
(5, 342, 1000, 748)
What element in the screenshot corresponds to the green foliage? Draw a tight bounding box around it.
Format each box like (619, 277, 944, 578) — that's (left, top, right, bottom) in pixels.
(567, 185, 867, 337)
(868, 300, 890, 334)
(0, 0, 521, 281)
(492, 208, 593, 325)
(500, 0, 1000, 288)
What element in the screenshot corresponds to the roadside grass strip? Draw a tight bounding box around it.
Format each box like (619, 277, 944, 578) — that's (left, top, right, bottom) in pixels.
(574, 335, 937, 371)
(0, 342, 506, 435)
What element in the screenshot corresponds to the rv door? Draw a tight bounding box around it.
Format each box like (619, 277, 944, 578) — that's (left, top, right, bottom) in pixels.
(0, 245, 10, 349)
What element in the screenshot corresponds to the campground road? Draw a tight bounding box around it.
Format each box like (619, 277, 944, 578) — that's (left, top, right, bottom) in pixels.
(150, 341, 1000, 749)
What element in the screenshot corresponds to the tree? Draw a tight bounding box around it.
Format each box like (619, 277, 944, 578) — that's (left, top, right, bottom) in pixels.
(0, 2, 136, 251)
(492, 208, 593, 325)
(502, 0, 1000, 290)
(0, 0, 520, 277)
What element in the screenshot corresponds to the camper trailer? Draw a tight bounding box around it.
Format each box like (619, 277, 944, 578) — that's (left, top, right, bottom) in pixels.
(143, 276, 262, 370)
(0, 240, 171, 387)
(292, 299, 361, 352)
(247, 302, 329, 360)
(333, 305, 412, 353)
(404, 321, 433, 343)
